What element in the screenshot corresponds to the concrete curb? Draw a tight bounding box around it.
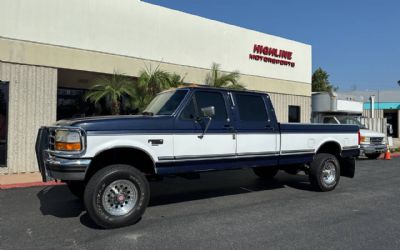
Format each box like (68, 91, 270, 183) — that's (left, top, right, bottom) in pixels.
(0, 181, 64, 190)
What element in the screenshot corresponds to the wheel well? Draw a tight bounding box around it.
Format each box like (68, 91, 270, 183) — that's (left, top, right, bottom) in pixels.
(85, 147, 156, 181)
(316, 141, 341, 158)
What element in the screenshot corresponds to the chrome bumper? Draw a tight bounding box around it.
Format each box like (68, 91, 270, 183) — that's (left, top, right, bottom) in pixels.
(360, 144, 387, 154)
(44, 154, 91, 181)
(35, 127, 90, 182)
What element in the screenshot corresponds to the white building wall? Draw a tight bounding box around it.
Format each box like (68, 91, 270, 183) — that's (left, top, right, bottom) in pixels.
(0, 62, 57, 174)
(0, 0, 311, 84)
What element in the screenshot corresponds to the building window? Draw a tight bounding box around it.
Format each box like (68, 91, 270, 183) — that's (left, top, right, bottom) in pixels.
(57, 87, 107, 120)
(288, 105, 301, 123)
(0, 81, 9, 167)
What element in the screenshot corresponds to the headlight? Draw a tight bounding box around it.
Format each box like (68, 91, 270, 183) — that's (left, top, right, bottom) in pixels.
(54, 130, 82, 151)
(360, 136, 370, 144)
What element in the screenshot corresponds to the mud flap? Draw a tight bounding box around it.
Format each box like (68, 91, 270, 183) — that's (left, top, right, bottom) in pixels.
(339, 157, 355, 178)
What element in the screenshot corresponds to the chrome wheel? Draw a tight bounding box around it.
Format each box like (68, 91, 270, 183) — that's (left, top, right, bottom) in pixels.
(321, 161, 336, 186)
(102, 180, 138, 216)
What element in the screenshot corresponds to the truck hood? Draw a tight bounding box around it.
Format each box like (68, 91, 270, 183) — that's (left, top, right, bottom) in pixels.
(359, 128, 385, 138)
(55, 115, 174, 132)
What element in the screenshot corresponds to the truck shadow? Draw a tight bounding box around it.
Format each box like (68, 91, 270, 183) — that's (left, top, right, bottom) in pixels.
(36, 169, 314, 229)
(148, 170, 313, 206)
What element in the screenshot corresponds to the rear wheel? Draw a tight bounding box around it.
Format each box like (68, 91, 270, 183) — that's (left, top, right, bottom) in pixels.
(66, 181, 86, 199)
(253, 167, 279, 180)
(309, 153, 340, 192)
(365, 153, 382, 160)
(84, 164, 150, 229)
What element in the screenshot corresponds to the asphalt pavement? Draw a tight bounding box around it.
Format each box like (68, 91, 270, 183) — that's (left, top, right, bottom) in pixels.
(1, 158, 399, 250)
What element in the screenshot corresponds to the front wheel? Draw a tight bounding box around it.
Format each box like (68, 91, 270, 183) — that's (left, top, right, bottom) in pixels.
(365, 153, 382, 160)
(309, 153, 340, 192)
(84, 164, 150, 229)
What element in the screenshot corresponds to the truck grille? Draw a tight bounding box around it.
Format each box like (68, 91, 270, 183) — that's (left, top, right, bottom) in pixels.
(371, 137, 383, 144)
(48, 129, 56, 150)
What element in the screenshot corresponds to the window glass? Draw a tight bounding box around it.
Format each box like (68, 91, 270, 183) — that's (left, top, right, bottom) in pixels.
(0, 81, 9, 167)
(195, 91, 227, 121)
(236, 94, 268, 122)
(323, 117, 337, 124)
(288, 105, 300, 123)
(144, 90, 188, 115)
(180, 97, 196, 120)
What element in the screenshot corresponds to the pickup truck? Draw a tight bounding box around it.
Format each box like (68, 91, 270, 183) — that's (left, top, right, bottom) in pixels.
(321, 115, 386, 159)
(36, 87, 360, 228)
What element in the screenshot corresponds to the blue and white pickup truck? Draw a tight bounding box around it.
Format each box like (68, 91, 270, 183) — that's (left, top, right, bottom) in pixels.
(36, 87, 360, 228)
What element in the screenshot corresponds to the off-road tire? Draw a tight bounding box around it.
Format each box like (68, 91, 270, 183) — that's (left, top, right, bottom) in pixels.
(309, 153, 340, 192)
(84, 164, 150, 229)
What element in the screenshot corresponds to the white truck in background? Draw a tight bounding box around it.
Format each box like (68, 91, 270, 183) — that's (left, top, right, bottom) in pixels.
(312, 92, 386, 159)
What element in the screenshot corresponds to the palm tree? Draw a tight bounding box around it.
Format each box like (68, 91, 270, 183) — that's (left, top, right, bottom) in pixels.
(205, 63, 245, 90)
(133, 65, 186, 111)
(138, 64, 172, 98)
(85, 72, 135, 115)
(168, 73, 186, 88)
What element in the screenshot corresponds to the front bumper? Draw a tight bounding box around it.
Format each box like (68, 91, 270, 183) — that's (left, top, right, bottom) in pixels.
(44, 154, 90, 181)
(35, 127, 90, 182)
(360, 144, 387, 155)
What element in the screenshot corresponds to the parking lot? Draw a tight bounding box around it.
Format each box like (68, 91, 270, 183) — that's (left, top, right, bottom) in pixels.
(1, 158, 399, 250)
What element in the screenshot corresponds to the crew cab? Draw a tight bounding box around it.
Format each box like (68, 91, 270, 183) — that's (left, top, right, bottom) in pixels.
(36, 87, 360, 228)
(321, 115, 386, 159)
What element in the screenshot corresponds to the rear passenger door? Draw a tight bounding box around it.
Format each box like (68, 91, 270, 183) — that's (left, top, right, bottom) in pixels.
(233, 93, 279, 162)
(173, 90, 236, 160)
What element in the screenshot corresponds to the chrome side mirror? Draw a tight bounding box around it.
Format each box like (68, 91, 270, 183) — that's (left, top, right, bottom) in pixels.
(201, 106, 215, 118)
(198, 106, 215, 139)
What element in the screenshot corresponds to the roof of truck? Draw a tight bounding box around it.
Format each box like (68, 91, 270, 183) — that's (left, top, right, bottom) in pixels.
(167, 85, 270, 96)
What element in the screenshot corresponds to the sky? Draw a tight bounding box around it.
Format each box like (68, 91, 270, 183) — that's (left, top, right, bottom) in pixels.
(144, 0, 400, 91)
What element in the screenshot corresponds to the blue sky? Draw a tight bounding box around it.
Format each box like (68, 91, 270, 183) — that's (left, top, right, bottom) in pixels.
(144, 0, 400, 91)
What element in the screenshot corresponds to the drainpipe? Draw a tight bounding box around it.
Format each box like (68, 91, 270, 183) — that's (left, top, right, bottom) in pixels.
(370, 95, 375, 118)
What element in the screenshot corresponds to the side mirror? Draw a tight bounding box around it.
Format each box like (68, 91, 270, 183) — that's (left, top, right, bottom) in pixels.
(201, 106, 215, 118)
(198, 106, 215, 139)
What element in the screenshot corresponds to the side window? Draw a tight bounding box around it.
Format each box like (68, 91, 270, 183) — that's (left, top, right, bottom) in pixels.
(288, 105, 301, 123)
(195, 91, 227, 122)
(180, 97, 196, 120)
(323, 117, 337, 124)
(236, 94, 268, 122)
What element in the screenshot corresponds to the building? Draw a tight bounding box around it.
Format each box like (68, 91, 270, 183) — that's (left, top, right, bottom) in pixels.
(0, 0, 312, 174)
(338, 90, 400, 141)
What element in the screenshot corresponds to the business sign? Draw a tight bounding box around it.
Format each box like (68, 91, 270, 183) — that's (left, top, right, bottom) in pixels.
(249, 44, 295, 68)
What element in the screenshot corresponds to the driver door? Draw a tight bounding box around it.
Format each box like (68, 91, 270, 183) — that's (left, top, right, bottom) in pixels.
(173, 90, 236, 161)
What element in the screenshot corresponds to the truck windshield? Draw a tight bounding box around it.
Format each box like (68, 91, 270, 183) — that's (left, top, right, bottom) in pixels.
(143, 90, 188, 116)
(337, 116, 366, 129)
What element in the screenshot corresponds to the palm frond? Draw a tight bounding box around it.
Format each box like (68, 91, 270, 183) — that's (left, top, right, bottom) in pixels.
(205, 63, 244, 89)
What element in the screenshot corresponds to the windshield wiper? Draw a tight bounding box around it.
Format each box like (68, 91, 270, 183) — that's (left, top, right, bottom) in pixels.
(142, 111, 154, 116)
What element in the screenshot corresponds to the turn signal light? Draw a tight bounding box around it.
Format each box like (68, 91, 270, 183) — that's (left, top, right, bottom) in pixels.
(55, 142, 82, 151)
